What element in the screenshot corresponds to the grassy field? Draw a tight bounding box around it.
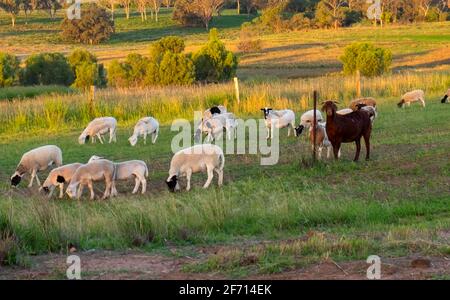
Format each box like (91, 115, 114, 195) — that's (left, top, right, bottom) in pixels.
(0, 9, 449, 278)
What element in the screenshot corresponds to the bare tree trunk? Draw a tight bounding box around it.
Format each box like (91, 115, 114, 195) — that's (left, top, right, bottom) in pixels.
(237, 0, 240, 14)
(11, 14, 16, 27)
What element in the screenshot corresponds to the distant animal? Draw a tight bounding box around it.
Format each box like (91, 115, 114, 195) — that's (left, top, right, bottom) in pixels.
(10, 145, 63, 187)
(203, 105, 227, 120)
(40, 163, 83, 198)
(322, 101, 372, 161)
(65, 159, 116, 200)
(128, 117, 159, 146)
(79, 117, 117, 144)
(261, 108, 296, 139)
(88, 156, 148, 195)
(441, 88, 450, 103)
(166, 144, 224, 192)
(398, 90, 426, 108)
(349, 97, 377, 111)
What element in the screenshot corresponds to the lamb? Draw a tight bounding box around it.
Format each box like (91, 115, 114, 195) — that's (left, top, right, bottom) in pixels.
(10, 145, 63, 187)
(441, 89, 450, 104)
(398, 90, 426, 108)
(88, 156, 148, 195)
(260, 108, 296, 139)
(203, 105, 227, 120)
(65, 159, 116, 200)
(128, 117, 159, 146)
(40, 163, 83, 198)
(194, 113, 238, 142)
(78, 117, 117, 144)
(294, 109, 323, 136)
(166, 144, 224, 192)
(349, 97, 377, 111)
(322, 101, 372, 161)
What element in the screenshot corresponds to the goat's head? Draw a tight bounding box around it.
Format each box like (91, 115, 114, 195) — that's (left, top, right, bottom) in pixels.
(321, 101, 339, 117)
(397, 99, 405, 108)
(166, 175, 179, 193)
(294, 125, 304, 137)
(260, 108, 273, 119)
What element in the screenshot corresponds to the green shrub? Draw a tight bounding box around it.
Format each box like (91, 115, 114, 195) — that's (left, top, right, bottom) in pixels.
(22, 53, 74, 86)
(192, 28, 238, 83)
(68, 48, 97, 72)
(107, 60, 131, 88)
(68, 49, 106, 90)
(0, 52, 20, 87)
(124, 53, 149, 87)
(237, 22, 263, 53)
(61, 4, 114, 45)
(150, 36, 186, 58)
(340, 43, 392, 77)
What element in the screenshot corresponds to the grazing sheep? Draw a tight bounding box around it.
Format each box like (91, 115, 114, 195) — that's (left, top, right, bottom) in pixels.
(194, 113, 238, 142)
(65, 159, 116, 200)
(166, 144, 224, 192)
(441, 89, 450, 104)
(355, 104, 377, 123)
(78, 117, 117, 145)
(294, 109, 323, 136)
(88, 156, 148, 195)
(129, 117, 159, 146)
(261, 108, 296, 139)
(40, 163, 83, 198)
(203, 105, 227, 120)
(11, 145, 63, 188)
(349, 97, 377, 111)
(398, 90, 426, 108)
(336, 108, 353, 115)
(322, 101, 372, 161)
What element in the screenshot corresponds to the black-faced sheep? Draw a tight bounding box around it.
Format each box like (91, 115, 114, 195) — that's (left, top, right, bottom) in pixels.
(40, 163, 83, 198)
(79, 117, 117, 144)
(398, 90, 426, 108)
(261, 108, 296, 139)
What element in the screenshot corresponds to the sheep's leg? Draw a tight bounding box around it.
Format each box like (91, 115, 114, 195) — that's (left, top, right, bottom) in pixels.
(354, 138, 361, 162)
(318, 146, 322, 160)
(421, 99, 426, 108)
(88, 181, 96, 200)
(143, 132, 147, 145)
(28, 170, 36, 188)
(48, 186, 55, 198)
(77, 184, 84, 200)
(214, 168, 223, 187)
(152, 131, 158, 144)
(327, 146, 331, 159)
(132, 176, 140, 194)
(186, 169, 192, 191)
(141, 178, 147, 194)
(102, 179, 111, 200)
(266, 127, 270, 140)
(97, 133, 104, 144)
(58, 183, 64, 199)
(203, 166, 214, 189)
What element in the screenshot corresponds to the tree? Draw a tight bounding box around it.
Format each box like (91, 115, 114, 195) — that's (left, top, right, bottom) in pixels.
(315, 0, 346, 29)
(107, 60, 131, 88)
(34, 0, 61, 18)
(149, 0, 162, 21)
(173, 0, 204, 27)
(119, 0, 132, 19)
(22, 52, 74, 86)
(99, 0, 117, 20)
(340, 42, 392, 77)
(0, 52, 20, 87)
(173, 0, 224, 29)
(136, 0, 148, 21)
(192, 28, 238, 82)
(61, 4, 114, 45)
(68, 49, 106, 90)
(0, 0, 21, 27)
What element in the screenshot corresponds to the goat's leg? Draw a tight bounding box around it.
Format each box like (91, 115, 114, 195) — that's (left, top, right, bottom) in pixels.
(364, 129, 371, 161)
(354, 138, 361, 162)
(203, 166, 214, 189)
(333, 142, 341, 160)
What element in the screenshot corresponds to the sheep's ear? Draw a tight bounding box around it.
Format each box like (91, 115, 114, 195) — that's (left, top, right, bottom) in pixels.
(56, 176, 66, 183)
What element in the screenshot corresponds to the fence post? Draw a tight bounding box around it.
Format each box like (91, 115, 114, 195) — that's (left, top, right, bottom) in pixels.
(88, 85, 96, 116)
(313, 90, 318, 163)
(356, 70, 361, 98)
(234, 77, 240, 105)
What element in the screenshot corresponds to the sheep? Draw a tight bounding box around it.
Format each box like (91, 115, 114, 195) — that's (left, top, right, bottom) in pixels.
(203, 105, 227, 120)
(355, 103, 378, 123)
(78, 117, 117, 145)
(128, 117, 159, 146)
(322, 101, 372, 161)
(260, 108, 296, 139)
(88, 156, 148, 195)
(398, 90, 426, 108)
(336, 108, 353, 115)
(65, 159, 116, 200)
(166, 144, 224, 192)
(10, 145, 63, 188)
(40, 163, 83, 198)
(194, 113, 238, 142)
(294, 109, 323, 136)
(441, 89, 450, 104)
(349, 97, 377, 111)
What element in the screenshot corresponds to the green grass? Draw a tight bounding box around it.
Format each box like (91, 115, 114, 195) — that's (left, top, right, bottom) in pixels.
(0, 85, 76, 101)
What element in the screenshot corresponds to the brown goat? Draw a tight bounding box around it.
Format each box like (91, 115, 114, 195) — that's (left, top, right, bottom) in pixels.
(349, 97, 377, 111)
(322, 101, 372, 161)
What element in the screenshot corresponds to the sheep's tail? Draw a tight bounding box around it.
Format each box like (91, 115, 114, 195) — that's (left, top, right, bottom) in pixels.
(218, 151, 225, 171)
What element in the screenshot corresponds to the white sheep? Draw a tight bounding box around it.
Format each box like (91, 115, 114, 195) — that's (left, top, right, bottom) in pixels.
(65, 159, 116, 200)
(128, 117, 159, 146)
(203, 105, 227, 120)
(260, 108, 296, 139)
(88, 156, 148, 195)
(78, 117, 117, 144)
(441, 89, 449, 103)
(40, 163, 83, 198)
(10, 145, 63, 188)
(166, 144, 224, 192)
(194, 113, 238, 142)
(398, 90, 426, 108)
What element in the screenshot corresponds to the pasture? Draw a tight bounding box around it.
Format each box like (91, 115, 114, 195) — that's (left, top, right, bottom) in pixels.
(0, 8, 449, 279)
